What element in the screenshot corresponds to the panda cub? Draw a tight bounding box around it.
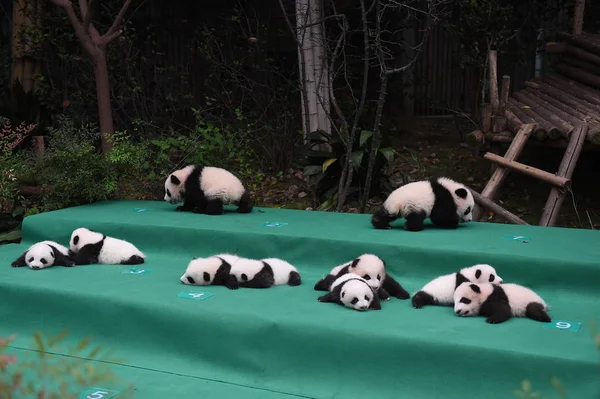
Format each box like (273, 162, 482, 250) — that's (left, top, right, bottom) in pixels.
(371, 177, 474, 231)
(11, 241, 75, 270)
(180, 254, 240, 286)
(68, 228, 145, 265)
(454, 282, 551, 324)
(412, 264, 503, 309)
(317, 273, 382, 311)
(314, 254, 410, 301)
(164, 165, 253, 215)
(224, 258, 301, 290)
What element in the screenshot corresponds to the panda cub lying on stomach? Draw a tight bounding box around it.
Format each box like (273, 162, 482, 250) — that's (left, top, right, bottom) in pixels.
(11, 241, 75, 270)
(69, 227, 145, 265)
(317, 273, 382, 312)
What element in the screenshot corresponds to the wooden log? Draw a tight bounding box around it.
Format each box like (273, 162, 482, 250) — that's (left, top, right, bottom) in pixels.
(482, 104, 492, 133)
(541, 75, 600, 109)
(563, 57, 600, 75)
(471, 123, 535, 221)
(467, 130, 513, 144)
(489, 50, 500, 114)
(539, 123, 588, 226)
(557, 31, 600, 56)
(505, 109, 523, 132)
(469, 188, 529, 225)
(544, 42, 567, 54)
(506, 102, 544, 139)
(555, 63, 600, 89)
(492, 116, 507, 133)
(565, 43, 600, 67)
(500, 75, 510, 113)
(512, 91, 573, 139)
(531, 79, 600, 119)
(484, 152, 571, 188)
(509, 97, 560, 140)
(572, 0, 585, 35)
(523, 87, 600, 143)
(466, 130, 484, 146)
(524, 81, 540, 89)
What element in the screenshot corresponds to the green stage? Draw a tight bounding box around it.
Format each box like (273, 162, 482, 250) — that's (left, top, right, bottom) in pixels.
(0, 200, 599, 399)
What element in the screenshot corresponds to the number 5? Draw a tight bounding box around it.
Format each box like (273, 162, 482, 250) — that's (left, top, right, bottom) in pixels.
(87, 391, 108, 399)
(556, 322, 571, 329)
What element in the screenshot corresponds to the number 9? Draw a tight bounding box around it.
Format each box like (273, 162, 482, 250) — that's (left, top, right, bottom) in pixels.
(556, 322, 571, 329)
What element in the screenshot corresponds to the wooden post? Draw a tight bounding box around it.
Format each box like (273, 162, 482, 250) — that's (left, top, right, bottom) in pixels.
(484, 153, 571, 188)
(472, 123, 535, 221)
(573, 0, 585, 35)
(539, 123, 589, 226)
(489, 50, 500, 114)
(500, 75, 510, 113)
(482, 104, 492, 133)
(469, 189, 529, 225)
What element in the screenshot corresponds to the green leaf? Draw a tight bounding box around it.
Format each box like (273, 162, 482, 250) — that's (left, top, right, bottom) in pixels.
(378, 147, 395, 164)
(351, 151, 364, 171)
(322, 158, 337, 172)
(359, 130, 374, 147)
(303, 165, 322, 176)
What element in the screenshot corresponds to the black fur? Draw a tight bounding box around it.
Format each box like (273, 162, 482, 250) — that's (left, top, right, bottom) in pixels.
(69, 237, 105, 265)
(429, 178, 460, 228)
(412, 291, 436, 308)
(212, 258, 233, 285)
(313, 264, 351, 291)
(371, 206, 396, 229)
(477, 284, 512, 324)
(382, 274, 410, 299)
(404, 210, 427, 231)
(525, 302, 552, 322)
(49, 245, 75, 267)
(318, 278, 381, 311)
(455, 272, 468, 289)
(288, 271, 302, 286)
(11, 253, 27, 267)
(378, 287, 390, 301)
(120, 255, 145, 265)
(225, 261, 275, 290)
(173, 165, 253, 215)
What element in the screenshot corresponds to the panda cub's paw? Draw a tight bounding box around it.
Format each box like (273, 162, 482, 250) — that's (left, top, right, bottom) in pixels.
(485, 315, 507, 324)
(175, 206, 187, 212)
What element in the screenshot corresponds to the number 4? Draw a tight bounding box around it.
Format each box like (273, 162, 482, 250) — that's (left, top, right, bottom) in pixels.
(87, 391, 108, 399)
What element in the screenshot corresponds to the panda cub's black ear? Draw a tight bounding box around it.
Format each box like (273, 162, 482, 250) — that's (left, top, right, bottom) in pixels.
(350, 258, 360, 268)
(455, 188, 468, 199)
(469, 284, 481, 293)
(170, 175, 181, 185)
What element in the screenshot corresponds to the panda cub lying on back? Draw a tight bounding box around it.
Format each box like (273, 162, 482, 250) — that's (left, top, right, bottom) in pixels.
(317, 273, 382, 312)
(11, 240, 75, 270)
(69, 228, 145, 265)
(454, 282, 551, 324)
(371, 177, 474, 231)
(164, 165, 253, 215)
(314, 254, 409, 301)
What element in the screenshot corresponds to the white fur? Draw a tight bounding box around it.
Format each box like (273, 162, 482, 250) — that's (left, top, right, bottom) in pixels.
(383, 177, 474, 222)
(332, 273, 376, 311)
(453, 282, 548, 317)
(262, 258, 299, 286)
(327, 254, 386, 290)
(180, 253, 239, 285)
(417, 264, 503, 305)
(23, 241, 69, 269)
(229, 258, 266, 282)
(69, 227, 145, 264)
(164, 165, 245, 204)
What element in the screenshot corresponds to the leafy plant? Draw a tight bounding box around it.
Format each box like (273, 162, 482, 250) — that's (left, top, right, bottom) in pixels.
(301, 129, 396, 211)
(0, 330, 134, 398)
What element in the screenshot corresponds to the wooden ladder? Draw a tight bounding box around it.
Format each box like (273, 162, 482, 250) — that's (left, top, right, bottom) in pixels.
(472, 122, 589, 226)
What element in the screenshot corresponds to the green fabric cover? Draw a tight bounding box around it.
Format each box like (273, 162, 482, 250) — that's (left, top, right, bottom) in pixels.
(0, 200, 599, 399)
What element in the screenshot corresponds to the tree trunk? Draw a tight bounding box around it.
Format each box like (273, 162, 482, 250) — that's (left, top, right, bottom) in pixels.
(93, 51, 114, 154)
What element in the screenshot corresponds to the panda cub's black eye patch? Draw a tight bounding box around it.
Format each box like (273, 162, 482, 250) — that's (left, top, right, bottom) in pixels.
(241, 273, 248, 281)
(350, 298, 358, 305)
(489, 274, 495, 282)
(203, 272, 210, 282)
(28, 257, 34, 263)
(464, 206, 471, 215)
(73, 236, 79, 245)
(187, 276, 196, 284)
(364, 295, 370, 301)
(40, 258, 47, 264)
(460, 297, 472, 304)
(363, 275, 371, 280)
(167, 189, 171, 197)
(377, 274, 381, 280)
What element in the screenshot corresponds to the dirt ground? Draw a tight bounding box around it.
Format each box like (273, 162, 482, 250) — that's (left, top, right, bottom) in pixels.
(252, 117, 600, 230)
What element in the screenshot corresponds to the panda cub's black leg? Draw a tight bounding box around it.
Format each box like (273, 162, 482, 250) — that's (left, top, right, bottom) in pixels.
(121, 255, 145, 265)
(224, 274, 240, 290)
(54, 252, 76, 267)
(176, 198, 195, 212)
(378, 287, 390, 301)
(205, 199, 224, 215)
(236, 192, 253, 213)
(404, 211, 426, 231)
(11, 253, 27, 268)
(411, 291, 436, 309)
(371, 207, 397, 229)
(314, 274, 336, 291)
(288, 271, 302, 286)
(383, 275, 410, 299)
(525, 302, 551, 322)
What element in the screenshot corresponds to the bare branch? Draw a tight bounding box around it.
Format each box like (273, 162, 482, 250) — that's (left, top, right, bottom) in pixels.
(81, 0, 95, 34)
(102, 29, 123, 45)
(48, 0, 97, 56)
(103, 0, 133, 39)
